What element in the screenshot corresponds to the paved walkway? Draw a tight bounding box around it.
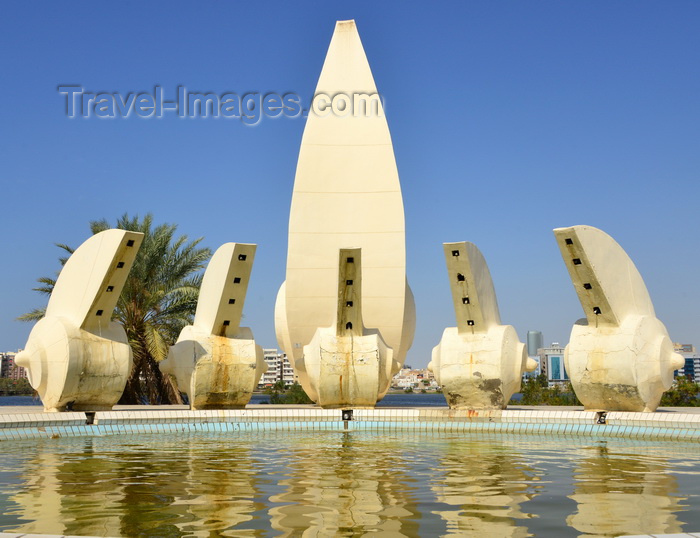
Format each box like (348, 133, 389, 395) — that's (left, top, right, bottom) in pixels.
(2, 404, 700, 414)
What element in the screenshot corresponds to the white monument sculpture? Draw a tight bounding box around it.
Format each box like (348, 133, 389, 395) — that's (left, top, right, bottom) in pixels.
(302, 248, 394, 408)
(554, 225, 684, 412)
(16, 229, 143, 411)
(275, 20, 415, 406)
(429, 242, 536, 409)
(160, 243, 266, 409)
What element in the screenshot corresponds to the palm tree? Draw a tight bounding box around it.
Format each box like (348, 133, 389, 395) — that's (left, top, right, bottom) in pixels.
(19, 213, 211, 404)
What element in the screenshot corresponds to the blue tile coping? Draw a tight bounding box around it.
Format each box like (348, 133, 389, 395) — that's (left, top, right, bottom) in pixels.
(1, 406, 700, 442)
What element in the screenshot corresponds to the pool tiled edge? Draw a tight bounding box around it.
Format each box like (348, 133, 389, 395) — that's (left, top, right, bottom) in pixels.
(1, 408, 700, 442)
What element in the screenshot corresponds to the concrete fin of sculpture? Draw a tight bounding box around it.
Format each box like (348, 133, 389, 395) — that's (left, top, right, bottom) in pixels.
(16, 229, 143, 411)
(160, 243, 266, 409)
(429, 242, 536, 410)
(554, 225, 655, 328)
(275, 20, 415, 404)
(444, 242, 501, 333)
(554, 225, 684, 412)
(301, 248, 394, 408)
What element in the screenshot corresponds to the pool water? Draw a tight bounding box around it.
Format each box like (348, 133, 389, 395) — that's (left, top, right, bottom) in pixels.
(0, 431, 698, 537)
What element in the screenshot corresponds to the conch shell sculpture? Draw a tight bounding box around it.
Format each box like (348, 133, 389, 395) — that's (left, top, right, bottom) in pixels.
(301, 248, 394, 408)
(554, 225, 684, 412)
(160, 243, 266, 409)
(17, 229, 143, 411)
(429, 242, 536, 409)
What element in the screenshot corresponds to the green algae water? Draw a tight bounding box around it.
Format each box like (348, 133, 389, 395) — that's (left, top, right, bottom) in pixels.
(1, 431, 699, 537)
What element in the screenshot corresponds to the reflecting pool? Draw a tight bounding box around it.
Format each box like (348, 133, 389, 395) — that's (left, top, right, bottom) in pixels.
(1, 431, 699, 537)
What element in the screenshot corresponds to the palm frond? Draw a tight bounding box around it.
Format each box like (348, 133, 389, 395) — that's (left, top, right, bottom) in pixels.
(16, 308, 46, 322)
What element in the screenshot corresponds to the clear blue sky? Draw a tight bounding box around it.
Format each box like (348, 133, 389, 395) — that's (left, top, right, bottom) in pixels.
(1, 1, 698, 367)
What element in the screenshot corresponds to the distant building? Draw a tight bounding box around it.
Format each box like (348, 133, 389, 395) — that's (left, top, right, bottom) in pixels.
(674, 343, 696, 353)
(673, 344, 700, 381)
(391, 368, 439, 390)
(525, 331, 544, 378)
(259, 349, 295, 387)
(0, 352, 26, 380)
(527, 331, 543, 357)
(538, 343, 568, 385)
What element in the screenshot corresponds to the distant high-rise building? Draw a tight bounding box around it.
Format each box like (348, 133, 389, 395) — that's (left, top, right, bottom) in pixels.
(527, 331, 543, 357)
(259, 349, 296, 387)
(0, 352, 26, 380)
(523, 331, 544, 377)
(538, 343, 568, 384)
(673, 344, 699, 381)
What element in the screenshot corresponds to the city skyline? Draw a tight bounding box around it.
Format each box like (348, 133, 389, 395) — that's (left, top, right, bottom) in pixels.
(1, 2, 699, 368)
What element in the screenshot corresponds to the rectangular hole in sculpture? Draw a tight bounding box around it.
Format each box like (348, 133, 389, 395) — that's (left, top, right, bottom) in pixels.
(467, 320, 475, 326)
(565, 238, 573, 245)
(462, 297, 470, 304)
(346, 280, 353, 285)
(126, 239, 135, 247)
(572, 258, 582, 265)
(347, 257, 354, 263)
(452, 250, 460, 256)
(593, 306, 602, 315)
(583, 283, 592, 290)
(223, 320, 230, 326)
(234, 277, 241, 284)
(238, 254, 247, 261)
(106, 286, 114, 292)
(228, 299, 236, 304)
(346, 301, 353, 307)
(96, 310, 103, 316)
(457, 273, 465, 282)
(116, 262, 125, 268)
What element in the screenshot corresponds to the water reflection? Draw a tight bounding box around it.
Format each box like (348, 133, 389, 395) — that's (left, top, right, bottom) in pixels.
(431, 438, 539, 537)
(567, 442, 685, 537)
(9, 436, 268, 537)
(172, 441, 266, 537)
(269, 431, 421, 536)
(11, 439, 126, 536)
(1, 432, 699, 537)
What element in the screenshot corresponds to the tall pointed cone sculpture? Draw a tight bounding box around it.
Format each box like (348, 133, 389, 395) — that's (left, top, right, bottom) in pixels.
(160, 243, 267, 409)
(16, 229, 143, 411)
(554, 225, 684, 412)
(428, 242, 536, 409)
(275, 20, 415, 405)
